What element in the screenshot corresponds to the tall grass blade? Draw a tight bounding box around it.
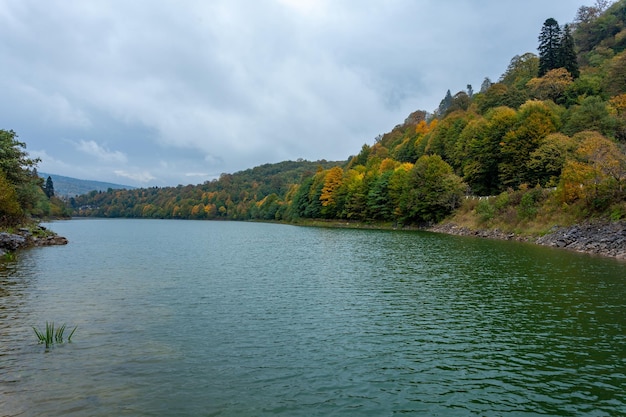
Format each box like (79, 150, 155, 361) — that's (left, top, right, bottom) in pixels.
(46, 322, 54, 348)
(67, 326, 77, 342)
(32, 326, 45, 342)
(55, 323, 66, 343)
(32, 322, 77, 348)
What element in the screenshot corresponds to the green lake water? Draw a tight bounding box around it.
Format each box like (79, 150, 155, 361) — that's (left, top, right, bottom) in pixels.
(1, 218, 624, 416)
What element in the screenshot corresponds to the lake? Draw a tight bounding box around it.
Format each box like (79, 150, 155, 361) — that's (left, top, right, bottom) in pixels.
(1, 219, 625, 416)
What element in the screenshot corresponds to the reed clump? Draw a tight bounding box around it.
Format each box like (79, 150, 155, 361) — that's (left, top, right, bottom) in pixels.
(33, 322, 77, 348)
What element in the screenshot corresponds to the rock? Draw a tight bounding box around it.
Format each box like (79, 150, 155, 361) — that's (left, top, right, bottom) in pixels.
(0, 232, 27, 251)
(31, 235, 69, 247)
(430, 220, 626, 259)
(0, 228, 68, 254)
(536, 220, 626, 258)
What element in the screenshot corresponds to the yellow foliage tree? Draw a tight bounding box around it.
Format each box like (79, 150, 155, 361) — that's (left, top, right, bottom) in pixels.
(320, 166, 344, 207)
(526, 68, 574, 101)
(558, 131, 626, 207)
(0, 171, 22, 224)
(379, 158, 398, 173)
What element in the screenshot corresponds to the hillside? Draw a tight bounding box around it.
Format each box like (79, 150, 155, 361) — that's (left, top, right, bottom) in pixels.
(68, 0, 626, 231)
(70, 159, 344, 219)
(40, 172, 134, 198)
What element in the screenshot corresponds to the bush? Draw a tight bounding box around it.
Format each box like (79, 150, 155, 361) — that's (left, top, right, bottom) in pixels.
(476, 199, 495, 222)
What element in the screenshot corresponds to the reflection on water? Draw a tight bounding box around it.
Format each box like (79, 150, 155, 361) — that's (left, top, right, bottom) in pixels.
(1, 219, 625, 416)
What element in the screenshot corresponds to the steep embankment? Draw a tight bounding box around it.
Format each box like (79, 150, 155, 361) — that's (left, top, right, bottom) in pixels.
(430, 221, 626, 260)
(535, 221, 626, 259)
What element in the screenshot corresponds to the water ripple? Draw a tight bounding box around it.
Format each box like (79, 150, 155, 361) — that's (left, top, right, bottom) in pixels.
(1, 220, 625, 416)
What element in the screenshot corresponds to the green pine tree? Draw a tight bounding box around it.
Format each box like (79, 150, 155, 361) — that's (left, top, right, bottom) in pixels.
(559, 24, 579, 78)
(538, 18, 562, 76)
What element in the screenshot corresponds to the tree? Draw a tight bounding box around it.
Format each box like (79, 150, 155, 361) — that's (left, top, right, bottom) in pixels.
(44, 176, 55, 198)
(499, 100, 560, 187)
(563, 95, 616, 137)
(559, 24, 580, 78)
(526, 68, 574, 102)
(526, 133, 577, 186)
(477, 83, 528, 114)
(0, 171, 22, 224)
(480, 77, 493, 93)
(610, 93, 626, 140)
(437, 90, 453, 116)
(0, 129, 40, 186)
(605, 51, 626, 96)
(403, 155, 466, 224)
(319, 166, 344, 218)
(0, 129, 42, 216)
(538, 18, 562, 76)
(447, 91, 472, 114)
(558, 131, 626, 209)
(500, 53, 540, 89)
(367, 170, 394, 220)
(461, 107, 517, 195)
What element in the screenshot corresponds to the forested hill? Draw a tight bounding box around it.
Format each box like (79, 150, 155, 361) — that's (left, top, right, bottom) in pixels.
(71, 159, 344, 220)
(40, 172, 134, 198)
(71, 0, 626, 228)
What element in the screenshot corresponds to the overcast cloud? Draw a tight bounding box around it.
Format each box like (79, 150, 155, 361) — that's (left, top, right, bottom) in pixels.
(0, 0, 583, 187)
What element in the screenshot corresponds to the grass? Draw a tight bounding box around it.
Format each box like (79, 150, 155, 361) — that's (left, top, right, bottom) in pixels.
(33, 322, 77, 348)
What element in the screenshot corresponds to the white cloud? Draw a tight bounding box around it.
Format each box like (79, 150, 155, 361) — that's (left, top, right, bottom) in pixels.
(0, 0, 584, 187)
(76, 140, 127, 163)
(17, 85, 92, 128)
(114, 170, 156, 183)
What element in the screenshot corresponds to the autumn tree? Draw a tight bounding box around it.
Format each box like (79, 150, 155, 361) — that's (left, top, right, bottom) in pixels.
(0, 171, 22, 224)
(461, 107, 517, 195)
(559, 131, 626, 209)
(500, 53, 540, 89)
(477, 83, 528, 114)
(526, 68, 574, 102)
(0, 129, 42, 221)
(499, 100, 560, 188)
(609, 93, 626, 140)
(526, 133, 577, 186)
(605, 51, 626, 96)
(340, 168, 367, 220)
(319, 166, 344, 218)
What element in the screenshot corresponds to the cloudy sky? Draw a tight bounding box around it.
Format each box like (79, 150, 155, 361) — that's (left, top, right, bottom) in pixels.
(0, 0, 584, 187)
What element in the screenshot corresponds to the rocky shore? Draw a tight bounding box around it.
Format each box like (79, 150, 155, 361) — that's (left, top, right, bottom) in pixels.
(0, 225, 68, 257)
(535, 221, 626, 259)
(429, 221, 626, 260)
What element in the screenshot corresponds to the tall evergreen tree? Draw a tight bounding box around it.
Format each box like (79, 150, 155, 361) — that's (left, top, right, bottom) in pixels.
(559, 24, 579, 78)
(480, 77, 493, 93)
(437, 90, 453, 116)
(44, 176, 55, 198)
(538, 18, 562, 76)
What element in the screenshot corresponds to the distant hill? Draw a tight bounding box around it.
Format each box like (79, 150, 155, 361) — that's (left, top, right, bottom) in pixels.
(39, 172, 135, 198)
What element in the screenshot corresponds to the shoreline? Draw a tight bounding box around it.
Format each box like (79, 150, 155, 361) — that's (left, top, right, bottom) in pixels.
(427, 221, 626, 260)
(7, 217, 626, 261)
(0, 224, 68, 258)
(288, 218, 626, 260)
